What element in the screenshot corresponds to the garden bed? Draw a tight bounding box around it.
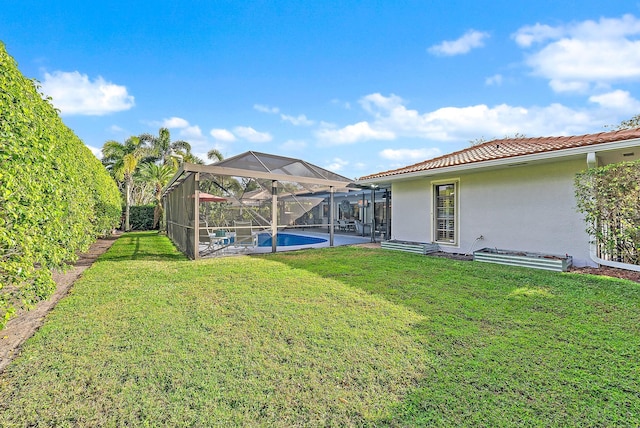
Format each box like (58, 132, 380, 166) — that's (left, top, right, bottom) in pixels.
(473, 247, 573, 272)
(381, 240, 439, 255)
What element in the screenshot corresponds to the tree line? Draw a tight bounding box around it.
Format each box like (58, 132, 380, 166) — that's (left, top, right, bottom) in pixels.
(101, 129, 224, 231)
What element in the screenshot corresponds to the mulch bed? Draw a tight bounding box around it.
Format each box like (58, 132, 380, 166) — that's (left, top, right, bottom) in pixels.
(428, 251, 474, 261)
(568, 266, 640, 283)
(429, 252, 640, 282)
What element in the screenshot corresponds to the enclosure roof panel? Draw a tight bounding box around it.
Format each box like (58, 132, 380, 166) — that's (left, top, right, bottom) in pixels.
(214, 151, 352, 183)
(163, 151, 354, 196)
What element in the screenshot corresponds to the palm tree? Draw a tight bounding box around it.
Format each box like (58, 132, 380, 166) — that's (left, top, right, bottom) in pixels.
(207, 148, 224, 163)
(139, 127, 193, 168)
(102, 136, 149, 231)
(201, 148, 233, 195)
(138, 163, 175, 229)
(176, 149, 204, 165)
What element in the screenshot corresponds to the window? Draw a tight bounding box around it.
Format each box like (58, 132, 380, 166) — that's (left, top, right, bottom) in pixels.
(434, 182, 457, 244)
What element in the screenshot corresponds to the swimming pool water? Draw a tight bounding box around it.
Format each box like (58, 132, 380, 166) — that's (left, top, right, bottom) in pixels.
(257, 233, 327, 247)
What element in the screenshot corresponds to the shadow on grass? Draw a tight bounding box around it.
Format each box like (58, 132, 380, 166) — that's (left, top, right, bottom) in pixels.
(98, 231, 187, 262)
(266, 247, 640, 426)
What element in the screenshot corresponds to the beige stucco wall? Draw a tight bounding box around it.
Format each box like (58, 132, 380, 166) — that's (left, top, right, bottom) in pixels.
(390, 158, 597, 266)
(391, 179, 432, 243)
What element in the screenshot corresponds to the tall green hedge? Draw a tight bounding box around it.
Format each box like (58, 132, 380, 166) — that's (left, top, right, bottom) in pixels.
(0, 42, 121, 328)
(575, 159, 640, 265)
(129, 205, 157, 231)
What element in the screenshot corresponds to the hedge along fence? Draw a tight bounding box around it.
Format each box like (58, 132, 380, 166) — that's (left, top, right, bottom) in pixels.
(575, 159, 640, 266)
(128, 205, 158, 231)
(0, 42, 121, 329)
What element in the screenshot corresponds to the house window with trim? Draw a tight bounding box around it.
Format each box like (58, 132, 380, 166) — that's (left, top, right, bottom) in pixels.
(434, 182, 457, 244)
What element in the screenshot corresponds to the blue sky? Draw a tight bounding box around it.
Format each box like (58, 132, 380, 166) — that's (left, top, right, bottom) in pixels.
(2, 1, 640, 179)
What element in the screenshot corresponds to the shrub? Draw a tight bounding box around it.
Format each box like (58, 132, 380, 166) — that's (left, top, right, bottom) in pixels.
(575, 159, 640, 265)
(0, 42, 121, 328)
(129, 205, 157, 231)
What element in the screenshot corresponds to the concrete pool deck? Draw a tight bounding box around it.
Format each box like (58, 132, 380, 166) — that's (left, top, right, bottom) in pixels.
(200, 229, 378, 257)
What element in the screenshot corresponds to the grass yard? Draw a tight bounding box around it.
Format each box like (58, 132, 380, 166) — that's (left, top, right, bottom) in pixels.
(0, 232, 638, 426)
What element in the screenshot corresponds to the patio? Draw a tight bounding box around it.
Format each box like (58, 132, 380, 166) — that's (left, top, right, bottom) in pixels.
(198, 229, 374, 256)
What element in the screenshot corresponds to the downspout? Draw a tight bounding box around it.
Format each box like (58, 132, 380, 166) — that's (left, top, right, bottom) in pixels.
(586, 152, 640, 271)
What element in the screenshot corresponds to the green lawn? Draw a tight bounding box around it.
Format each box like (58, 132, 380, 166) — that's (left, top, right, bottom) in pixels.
(0, 232, 638, 426)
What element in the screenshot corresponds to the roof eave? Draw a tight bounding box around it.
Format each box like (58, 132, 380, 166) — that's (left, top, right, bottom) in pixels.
(357, 137, 640, 185)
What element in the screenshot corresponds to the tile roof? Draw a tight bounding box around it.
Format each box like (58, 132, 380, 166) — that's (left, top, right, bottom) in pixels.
(359, 128, 640, 180)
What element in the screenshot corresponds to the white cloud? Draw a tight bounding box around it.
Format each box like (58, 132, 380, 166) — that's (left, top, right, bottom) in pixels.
(255, 103, 315, 126)
(280, 139, 308, 152)
(179, 125, 205, 140)
(233, 126, 273, 143)
(319, 120, 336, 128)
(360, 93, 404, 116)
(152, 117, 207, 143)
(589, 90, 640, 111)
(331, 99, 351, 109)
(380, 148, 442, 162)
(514, 14, 640, 93)
(353, 162, 367, 171)
(254, 104, 280, 114)
(316, 121, 395, 145)
(281, 113, 315, 126)
(108, 125, 128, 135)
(324, 157, 349, 172)
(87, 145, 102, 159)
(317, 93, 598, 146)
(41, 71, 134, 116)
(408, 102, 591, 139)
(513, 23, 564, 47)
(485, 74, 503, 86)
(548, 79, 590, 93)
(428, 30, 490, 56)
(210, 128, 237, 142)
(161, 117, 190, 128)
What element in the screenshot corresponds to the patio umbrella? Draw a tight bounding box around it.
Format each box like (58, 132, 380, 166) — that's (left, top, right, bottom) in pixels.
(196, 192, 228, 203)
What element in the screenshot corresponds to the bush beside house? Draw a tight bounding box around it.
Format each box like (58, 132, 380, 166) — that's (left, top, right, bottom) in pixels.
(0, 42, 121, 328)
(575, 159, 640, 265)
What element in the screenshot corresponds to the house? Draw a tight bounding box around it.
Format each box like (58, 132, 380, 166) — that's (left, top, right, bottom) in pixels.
(357, 128, 640, 268)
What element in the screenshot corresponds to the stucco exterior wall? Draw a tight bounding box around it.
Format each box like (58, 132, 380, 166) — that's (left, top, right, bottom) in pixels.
(391, 179, 431, 243)
(390, 158, 596, 266)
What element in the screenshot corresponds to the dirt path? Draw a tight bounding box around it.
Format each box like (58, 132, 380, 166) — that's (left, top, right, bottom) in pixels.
(0, 234, 120, 372)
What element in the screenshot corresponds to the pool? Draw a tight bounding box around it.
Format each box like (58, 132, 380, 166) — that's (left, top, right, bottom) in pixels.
(257, 233, 327, 247)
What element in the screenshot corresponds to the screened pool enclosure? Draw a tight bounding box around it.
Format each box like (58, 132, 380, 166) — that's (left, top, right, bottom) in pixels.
(162, 151, 365, 259)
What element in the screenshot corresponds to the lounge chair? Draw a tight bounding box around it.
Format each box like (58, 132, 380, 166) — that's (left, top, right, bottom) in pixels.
(354, 220, 371, 236)
(199, 227, 214, 255)
(233, 220, 257, 251)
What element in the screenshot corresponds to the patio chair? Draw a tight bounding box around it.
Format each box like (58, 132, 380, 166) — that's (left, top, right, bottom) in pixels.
(199, 227, 214, 255)
(233, 220, 257, 251)
(354, 220, 371, 236)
